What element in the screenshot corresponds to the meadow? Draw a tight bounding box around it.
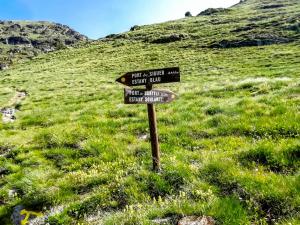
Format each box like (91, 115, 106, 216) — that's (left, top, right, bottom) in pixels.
(0, 0, 299, 224)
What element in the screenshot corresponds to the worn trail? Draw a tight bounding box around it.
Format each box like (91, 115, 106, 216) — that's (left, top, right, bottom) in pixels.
(1, 91, 27, 123)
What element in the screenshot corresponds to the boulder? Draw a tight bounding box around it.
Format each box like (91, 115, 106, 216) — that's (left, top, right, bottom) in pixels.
(185, 11, 193, 17)
(7, 36, 31, 45)
(130, 25, 140, 31)
(6, 24, 21, 32)
(178, 216, 215, 225)
(11, 205, 25, 225)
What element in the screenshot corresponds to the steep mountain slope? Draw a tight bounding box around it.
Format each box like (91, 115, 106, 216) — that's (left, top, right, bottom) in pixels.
(0, 0, 299, 224)
(0, 21, 88, 69)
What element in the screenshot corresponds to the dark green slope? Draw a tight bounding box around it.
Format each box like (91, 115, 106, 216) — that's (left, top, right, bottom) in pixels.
(0, 0, 299, 224)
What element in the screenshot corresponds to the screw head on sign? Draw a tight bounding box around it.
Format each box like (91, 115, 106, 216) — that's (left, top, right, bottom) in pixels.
(121, 78, 126, 83)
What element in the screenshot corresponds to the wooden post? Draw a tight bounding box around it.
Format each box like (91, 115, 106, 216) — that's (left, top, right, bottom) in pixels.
(146, 84, 161, 171)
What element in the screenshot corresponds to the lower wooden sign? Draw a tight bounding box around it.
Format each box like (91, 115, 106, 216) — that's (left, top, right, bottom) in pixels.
(124, 89, 176, 104)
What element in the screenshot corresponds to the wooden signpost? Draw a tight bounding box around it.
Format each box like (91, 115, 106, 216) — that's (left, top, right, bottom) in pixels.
(116, 67, 180, 171)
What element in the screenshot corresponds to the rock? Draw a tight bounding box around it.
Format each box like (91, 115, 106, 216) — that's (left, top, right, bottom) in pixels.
(0, 38, 7, 44)
(1, 107, 17, 123)
(8, 189, 18, 199)
(286, 23, 300, 32)
(178, 216, 215, 225)
(0, 21, 89, 66)
(11, 205, 25, 225)
(198, 8, 230, 16)
(7, 36, 31, 45)
(0, 145, 12, 158)
(17, 91, 27, 98)
(0, 63, 9, 70)
(6, 24, 21, 32)
(0, 167, 9, 176)
(152, 217, 173, 224)
(130, 25, 140, 31)
(151, 34, 189, 44)
(185, 11, 193, 17)
(29, 205, 64, 225)
(138, 133, 148, 141)
(260, 4, 284, 10)
(11, 205, 44, 225)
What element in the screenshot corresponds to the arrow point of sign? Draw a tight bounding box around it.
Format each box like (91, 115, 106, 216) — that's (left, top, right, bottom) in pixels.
(116, 77, 124, 84)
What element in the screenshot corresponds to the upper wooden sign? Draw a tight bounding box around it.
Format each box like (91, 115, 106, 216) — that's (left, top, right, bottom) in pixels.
(116, 67, 180, 87)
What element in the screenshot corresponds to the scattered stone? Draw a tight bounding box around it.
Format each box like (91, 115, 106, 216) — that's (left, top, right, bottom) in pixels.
(0, 145, 12, 157)
(0, 167, 9, 176)
(178, 216, 215, 225)
(7, 36, 31, 45)
(28, 205, 64, 225)
(138, 133, 148, 141)
(152, 217, 173, 224)
(6, 24, 21, 32)
(1, 91, 27, 123)
(0, 63, 9, 70)
(151, 34, 189, 44)
(198, 8, 230, 16)
(8, 189, 18, 199)
(16, 91, 27, 99)
(1, 107, 17, 123)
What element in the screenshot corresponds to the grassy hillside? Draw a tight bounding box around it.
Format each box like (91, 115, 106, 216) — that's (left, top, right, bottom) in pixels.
(0, 20, 88, 69)
(0, 0, 299, 224)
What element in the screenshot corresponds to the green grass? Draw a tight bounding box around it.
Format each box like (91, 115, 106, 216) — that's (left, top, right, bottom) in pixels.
(0, 0, 300, 224)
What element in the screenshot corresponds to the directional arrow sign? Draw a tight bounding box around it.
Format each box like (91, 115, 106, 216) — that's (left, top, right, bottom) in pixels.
(124, 89, 176, 104)
(116, 67, 180, 87)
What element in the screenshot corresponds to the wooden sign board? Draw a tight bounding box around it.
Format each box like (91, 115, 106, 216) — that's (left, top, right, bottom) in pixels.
(116, 67, 180, 87)
(124, 89, 176, 104)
